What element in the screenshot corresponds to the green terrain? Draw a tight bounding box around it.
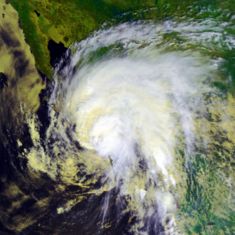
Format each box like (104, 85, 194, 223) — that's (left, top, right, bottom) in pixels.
(9, 0, 235, 78)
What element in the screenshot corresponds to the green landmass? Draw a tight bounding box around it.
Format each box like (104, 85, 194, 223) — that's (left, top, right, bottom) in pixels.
(9, 0, 235, 78)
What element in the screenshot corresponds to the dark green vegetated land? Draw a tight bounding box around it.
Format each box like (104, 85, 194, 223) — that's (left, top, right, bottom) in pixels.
(10, 0, 235, 78)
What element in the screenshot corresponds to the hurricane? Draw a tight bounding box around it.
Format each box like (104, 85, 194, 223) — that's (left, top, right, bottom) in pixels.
(1, 3, 234, 235)
(20, 14, 235, 235)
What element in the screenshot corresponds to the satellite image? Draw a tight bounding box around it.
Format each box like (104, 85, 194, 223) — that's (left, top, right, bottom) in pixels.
(0, 1, 234, 234)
